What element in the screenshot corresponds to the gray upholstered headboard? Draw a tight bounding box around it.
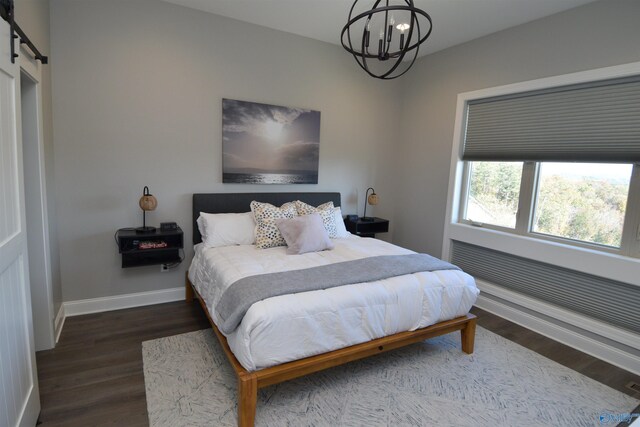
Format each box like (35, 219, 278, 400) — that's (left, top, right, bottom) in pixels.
(192, 192, 341, 245)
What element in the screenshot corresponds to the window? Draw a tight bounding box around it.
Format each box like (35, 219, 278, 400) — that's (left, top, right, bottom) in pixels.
(464, 162, 523, 229)
(445, 64, 640, 362)
(458, 160, 639, 256)
(532, 163, 633, 248)
(455, 71, 640, 258)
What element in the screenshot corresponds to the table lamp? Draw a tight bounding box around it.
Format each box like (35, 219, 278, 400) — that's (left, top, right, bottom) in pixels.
(361, 187, 379, 222)
(136, 186, 157, 234)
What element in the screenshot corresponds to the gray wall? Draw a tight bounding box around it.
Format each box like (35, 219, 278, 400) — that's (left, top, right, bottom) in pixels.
(49, 0, 640, 302)
(15, 0, 63, 315)
(50, 0, 400, 301)
(392, 0, 640, 257)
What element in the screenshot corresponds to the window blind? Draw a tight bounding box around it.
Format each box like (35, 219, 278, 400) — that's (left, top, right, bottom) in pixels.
(463, 75, 640, 162)
(450, 240, 640, 334)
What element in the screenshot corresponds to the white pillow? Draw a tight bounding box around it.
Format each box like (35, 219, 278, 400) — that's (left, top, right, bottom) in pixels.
(333, 206, 351, 238)
(196, 215, 206, 240)
(198, 212, 255, 248)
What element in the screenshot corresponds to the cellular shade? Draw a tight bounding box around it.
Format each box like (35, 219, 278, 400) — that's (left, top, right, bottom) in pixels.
(463, 75, 640, 162)
(450, 240, 640, 334)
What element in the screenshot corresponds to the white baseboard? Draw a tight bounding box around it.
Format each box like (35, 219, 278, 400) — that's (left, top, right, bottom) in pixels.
(64, 287, 185, 317)
(475, 293, 640, 376)
(54, 304, 65, 344)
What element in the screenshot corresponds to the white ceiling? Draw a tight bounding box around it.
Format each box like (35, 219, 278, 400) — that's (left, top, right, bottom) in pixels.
(162, 0, 598, 56)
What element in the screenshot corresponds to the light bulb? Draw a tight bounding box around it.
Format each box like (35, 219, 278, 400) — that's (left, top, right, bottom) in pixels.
(396, 23, 410, 33)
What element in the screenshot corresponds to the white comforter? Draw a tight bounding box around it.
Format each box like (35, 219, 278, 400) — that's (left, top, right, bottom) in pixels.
(188, 235, 479, 371)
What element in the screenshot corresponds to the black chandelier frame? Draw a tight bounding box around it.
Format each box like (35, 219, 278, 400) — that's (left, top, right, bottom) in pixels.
(341, 0, 432, 80)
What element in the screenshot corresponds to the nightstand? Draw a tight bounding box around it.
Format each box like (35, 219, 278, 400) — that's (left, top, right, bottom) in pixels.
(116, 227, 183, 268)
(344, 217, 389, 238)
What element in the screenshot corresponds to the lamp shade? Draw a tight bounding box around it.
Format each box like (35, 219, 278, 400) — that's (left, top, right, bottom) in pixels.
(367, 192, 379, 206)
(139, 194, 157, 211)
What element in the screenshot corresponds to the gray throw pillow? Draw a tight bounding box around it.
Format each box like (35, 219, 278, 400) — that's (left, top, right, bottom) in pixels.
(275, 213, 335, 255)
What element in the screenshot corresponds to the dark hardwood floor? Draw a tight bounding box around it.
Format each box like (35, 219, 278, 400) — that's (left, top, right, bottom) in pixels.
(36, 301, 210, 426)
(36, 302, 640, 426)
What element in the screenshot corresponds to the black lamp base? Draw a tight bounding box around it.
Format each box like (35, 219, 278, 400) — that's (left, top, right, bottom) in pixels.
(135, 226, 156, 234)
(360, 217, 375, 222)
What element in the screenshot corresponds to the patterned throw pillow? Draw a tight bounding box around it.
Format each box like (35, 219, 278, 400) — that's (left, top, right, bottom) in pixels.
(294, 200, 338, 238)
(250, 201, 298, 249)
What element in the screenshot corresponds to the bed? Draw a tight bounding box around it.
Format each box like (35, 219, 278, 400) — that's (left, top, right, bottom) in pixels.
(186, 192, 479, 427)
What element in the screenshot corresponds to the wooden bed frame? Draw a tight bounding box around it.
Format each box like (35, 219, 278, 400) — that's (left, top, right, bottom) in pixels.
(187, 193, 477, 426)
(186, 275, 476, 426)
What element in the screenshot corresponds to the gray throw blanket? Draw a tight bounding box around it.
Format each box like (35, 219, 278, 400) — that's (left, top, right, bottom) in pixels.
(215, 253, 460, 334)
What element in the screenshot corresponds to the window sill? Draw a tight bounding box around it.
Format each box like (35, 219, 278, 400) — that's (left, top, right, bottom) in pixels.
(446, 222, 640, 288)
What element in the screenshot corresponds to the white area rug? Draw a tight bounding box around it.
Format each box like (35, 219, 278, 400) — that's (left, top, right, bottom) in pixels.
(143, 327, 637, 426)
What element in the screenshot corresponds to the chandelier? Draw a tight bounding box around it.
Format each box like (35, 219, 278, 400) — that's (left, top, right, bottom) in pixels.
(341, 0, 432, 80)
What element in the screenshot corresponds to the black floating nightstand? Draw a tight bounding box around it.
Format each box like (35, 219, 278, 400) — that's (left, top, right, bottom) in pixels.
(116, 227, 183, 268)
(344, 217, 389, 238)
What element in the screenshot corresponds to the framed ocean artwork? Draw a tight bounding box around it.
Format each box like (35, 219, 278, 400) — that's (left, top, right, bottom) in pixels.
(222, 99, 321, 184)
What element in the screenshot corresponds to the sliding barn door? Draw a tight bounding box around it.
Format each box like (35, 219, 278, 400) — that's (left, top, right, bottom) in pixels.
(0, 19, 41, 427)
